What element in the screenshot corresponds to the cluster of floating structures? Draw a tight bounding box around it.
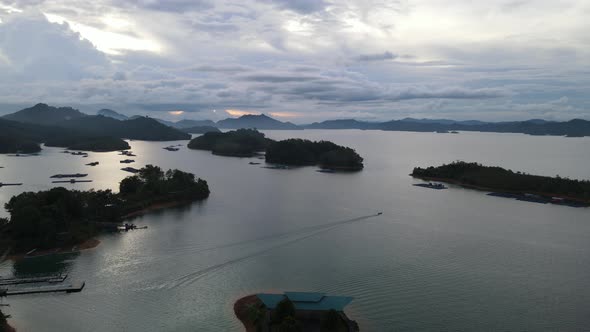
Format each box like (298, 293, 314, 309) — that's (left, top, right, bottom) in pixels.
(50, 173, 88, 179)
(119, 150, 136, 157)
(413, 182, 448, 190)
(0, 273, 85, 296)
(0, 182, 23, 188)
(7, 153, 39, 157)
(120, 159, 135, 164)
(163, 145, 181, 152)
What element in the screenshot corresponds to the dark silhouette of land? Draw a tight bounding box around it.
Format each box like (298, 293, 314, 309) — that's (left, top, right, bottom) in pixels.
(0, 165, 210, 254)
(187, 129, 364, 170)
(412, 161, 590, 204)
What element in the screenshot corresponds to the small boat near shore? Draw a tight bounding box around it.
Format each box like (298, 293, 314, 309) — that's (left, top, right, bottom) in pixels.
(163, 146, 180, 151)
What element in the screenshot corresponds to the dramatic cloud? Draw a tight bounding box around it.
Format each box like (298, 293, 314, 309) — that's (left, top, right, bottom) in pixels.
(0, 0, 589, 122)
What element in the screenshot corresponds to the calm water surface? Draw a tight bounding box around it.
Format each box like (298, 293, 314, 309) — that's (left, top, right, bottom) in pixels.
(0, 130, 589, 331)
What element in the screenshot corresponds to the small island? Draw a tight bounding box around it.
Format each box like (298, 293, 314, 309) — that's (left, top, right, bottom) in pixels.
(0, 165, 210, 255)
(411, 161, 590, 206)
(187, 129, 364, 170)
(234, 292, 359, 332)
(266, 139, 364, 171)
(187, 129, 272, 157)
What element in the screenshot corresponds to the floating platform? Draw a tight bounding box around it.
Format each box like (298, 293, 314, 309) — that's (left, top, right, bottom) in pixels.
(163, 146, 179, 151)
(121, 167, 140, 173)
(52, 179, 93, 184)
(50, 173, 88, 179)
(413, 183, 447, 190)
(120, 159, 135, 164)
(1, 281, 85, 296)
(0, 274, 67, 286)
(487, 192, 588, 207)
(0, 183, 23, 187)
(85, 162, 99, 166)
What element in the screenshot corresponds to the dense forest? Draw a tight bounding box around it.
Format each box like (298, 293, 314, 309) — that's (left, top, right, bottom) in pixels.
(266, 139, 364, 170)
(1, 165, 209, 252)
(187, 129, 364, 170)
(412, 161, 590, 201)
(187, 129, 272, 156)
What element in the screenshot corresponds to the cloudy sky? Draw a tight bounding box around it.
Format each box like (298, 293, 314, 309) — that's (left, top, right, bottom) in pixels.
(0, 0, 588, 123)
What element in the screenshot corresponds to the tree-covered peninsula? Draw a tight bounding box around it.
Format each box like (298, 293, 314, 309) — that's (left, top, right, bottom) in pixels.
(411, 161, 590, 202)
(187, 129, 272, 156)
(187, 129, 364, 170)
(0, 165, 209, 253)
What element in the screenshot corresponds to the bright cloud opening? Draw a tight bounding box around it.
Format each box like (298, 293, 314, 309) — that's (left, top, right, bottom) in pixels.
(225, 109, 260, 117)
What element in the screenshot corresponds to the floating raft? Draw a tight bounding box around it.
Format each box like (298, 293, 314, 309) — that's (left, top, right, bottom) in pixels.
(121, 167, 140, 173)
(52, 179, 93, 184)
(120, 159, 135, 164)
(1, 282, 85, 296)
(0, 183, 23, 187)
(50, 173, 88, 179)
(85, 162, 99, 166)
(0, 274, 67, 286)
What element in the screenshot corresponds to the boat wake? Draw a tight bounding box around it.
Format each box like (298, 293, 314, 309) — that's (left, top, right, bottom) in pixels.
(166, 213, 381, 289)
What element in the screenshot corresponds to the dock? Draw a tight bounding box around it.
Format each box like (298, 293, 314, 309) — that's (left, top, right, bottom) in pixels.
(50, 173, 88, 179)
(1, 282, 85, 296)
(0, 274, 67, 286)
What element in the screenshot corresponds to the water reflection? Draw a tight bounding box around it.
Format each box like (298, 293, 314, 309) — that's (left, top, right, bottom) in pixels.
(12, 252, 78, 277)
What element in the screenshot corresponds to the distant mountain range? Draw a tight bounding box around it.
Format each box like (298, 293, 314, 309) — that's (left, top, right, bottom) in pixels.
(0, 104, 191, 153)
(2, 103, 589, 153)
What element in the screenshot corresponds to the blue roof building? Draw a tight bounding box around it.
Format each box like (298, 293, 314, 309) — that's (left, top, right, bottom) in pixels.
(256, 292, 353, 311)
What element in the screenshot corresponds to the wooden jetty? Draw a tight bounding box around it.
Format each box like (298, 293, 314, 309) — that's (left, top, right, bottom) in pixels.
(1, 282, 85, 296)
(0, 274, 67, 286)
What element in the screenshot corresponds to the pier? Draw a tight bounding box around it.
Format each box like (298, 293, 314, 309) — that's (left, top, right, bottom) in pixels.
(51, 179, 93, 184)
(1, 282, 85, 296)
(0, 274, 67, 286)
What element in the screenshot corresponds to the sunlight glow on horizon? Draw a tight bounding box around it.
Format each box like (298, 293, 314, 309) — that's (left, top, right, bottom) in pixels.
(225, 109, 260, 117)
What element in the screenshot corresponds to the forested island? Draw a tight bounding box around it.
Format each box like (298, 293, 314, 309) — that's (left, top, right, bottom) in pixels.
(266, 139, 364, 170)
(187, 129, 364, 170)
(187, 129, 272, 156)
(412, 161, 590, 204)
(0, 165, 209, 254)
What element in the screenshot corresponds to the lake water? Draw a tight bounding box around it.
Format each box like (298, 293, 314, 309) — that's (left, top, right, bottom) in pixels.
(1, 130, 589, 331)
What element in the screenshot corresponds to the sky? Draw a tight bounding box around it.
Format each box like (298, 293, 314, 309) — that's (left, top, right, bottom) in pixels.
(0, 0, 589, 123)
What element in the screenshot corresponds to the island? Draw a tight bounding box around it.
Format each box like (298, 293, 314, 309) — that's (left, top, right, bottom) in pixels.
(411, 161, 590, 206)
(234, 292, 359, 332)
(187, 129, 364, 170)
(266, 139, 364, 170)
(0, 165, 210, 255)
(187, 129, 272, 157)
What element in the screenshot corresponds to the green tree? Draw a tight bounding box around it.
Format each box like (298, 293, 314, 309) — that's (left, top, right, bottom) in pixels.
(275, 298, 296, 322)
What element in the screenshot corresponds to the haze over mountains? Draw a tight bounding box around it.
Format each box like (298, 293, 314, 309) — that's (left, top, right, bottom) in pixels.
(1, 103, 590, 154)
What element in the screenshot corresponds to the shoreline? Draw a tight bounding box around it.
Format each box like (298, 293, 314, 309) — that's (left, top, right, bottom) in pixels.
(6, 238, 101, 261)
(121, 200, 191, 219)
(234, 294, 262, 332)
(412, 175, 590, 205)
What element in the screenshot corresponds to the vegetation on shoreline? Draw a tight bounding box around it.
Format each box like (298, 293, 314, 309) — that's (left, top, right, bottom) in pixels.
(188, 129, 364, 170)
(412, 161, 590, 201)
(187, 129, 271, 156)
(1, 165, 209, 253)
(266, 139, 364, 170)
